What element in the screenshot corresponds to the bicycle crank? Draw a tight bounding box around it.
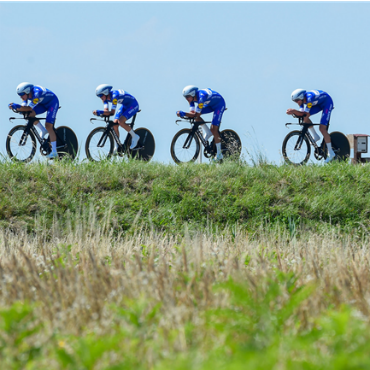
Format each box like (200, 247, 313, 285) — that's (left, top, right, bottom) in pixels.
(313, 148, 325, 161)
(40, 142, 51, 156)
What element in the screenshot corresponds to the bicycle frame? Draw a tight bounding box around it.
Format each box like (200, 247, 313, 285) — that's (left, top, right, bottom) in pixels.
(175, 118, 214, 151)
(90, 112, 139, 150)
(9, 108, 66, 152)
(285, 116, 330, 155)
(10, 114, 48, 147)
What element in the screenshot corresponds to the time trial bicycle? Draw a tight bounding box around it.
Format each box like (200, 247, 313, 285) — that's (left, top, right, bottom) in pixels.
(85, 111, 155, 162)
(170, 114, 242, 164)
(282, 114, 350, 165)
(6, 108, 79, 162)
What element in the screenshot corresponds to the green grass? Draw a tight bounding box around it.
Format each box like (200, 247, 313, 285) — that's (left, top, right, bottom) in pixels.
(0, 159, 370, 236)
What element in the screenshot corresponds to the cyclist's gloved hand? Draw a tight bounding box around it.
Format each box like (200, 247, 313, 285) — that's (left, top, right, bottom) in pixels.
(95, 110, 104, 117)
(178, 111, 187, 118)
(10, 103, 21, 110)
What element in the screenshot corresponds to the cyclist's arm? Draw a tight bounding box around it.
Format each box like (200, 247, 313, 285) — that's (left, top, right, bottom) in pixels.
(176, 111, 201, 119)
(17, 106, 33, 113)
(93, 109, 115, 116)
(286, 108, 310, 118)
(103, 108, 115, 116)
(186, 111, 201, 119)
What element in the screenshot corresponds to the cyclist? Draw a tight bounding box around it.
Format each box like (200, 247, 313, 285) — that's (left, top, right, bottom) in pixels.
(177, 86, 226, 161)
(8, 82, 59, 159)
(287, 89, 335, 163)
(93, 84, 140, 150)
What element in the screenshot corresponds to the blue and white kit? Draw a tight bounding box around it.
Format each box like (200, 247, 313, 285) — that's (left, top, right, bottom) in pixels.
(189, 88, 226, 126)
(22, 85, 59, 124)
(104, 90, 139, 120)
(299, 90, 334, 126)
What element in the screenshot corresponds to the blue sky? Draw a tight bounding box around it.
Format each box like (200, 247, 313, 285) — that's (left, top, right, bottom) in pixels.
(1, 1, 370, 164)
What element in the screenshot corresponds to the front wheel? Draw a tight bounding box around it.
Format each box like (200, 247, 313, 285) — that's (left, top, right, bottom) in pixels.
(128, 128, 155, 161)
(220, 129, 242, 159)
(170, 128, 200, 164)
(282, 130, 311, 165)
(6, 125, 37, 163)
(85, 127, 114, 162)
(55, 126, 79, 160)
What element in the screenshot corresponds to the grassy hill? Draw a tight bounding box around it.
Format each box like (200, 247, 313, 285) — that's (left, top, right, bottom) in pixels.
(0, 159, 369, 236)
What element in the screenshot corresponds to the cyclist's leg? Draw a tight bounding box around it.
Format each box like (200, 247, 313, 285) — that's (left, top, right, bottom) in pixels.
(210, 103, 226, 159)
(319, 99, 335, 161)
(196, 107, 211, 140)
(45, 98, 59, 156)
(113, 105, 129, 138)
(304, 106, 321, 142)
(116, 104, 139, 132)
(319, 99, 333, 142)
(116, 104, 140, 148)
(32, 105, 48, 137)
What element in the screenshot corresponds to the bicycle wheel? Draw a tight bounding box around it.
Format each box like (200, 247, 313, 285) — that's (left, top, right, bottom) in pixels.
(328, 131, 350, 162)
(127, 128, 155, 161)
(55, 126, 79, 160)
(170, 128, 200, 164)
(220, 129, 242, 159)
(85, 127, 114, 162)
(282, 130, 311, 165)
(6, 125, 37, 162)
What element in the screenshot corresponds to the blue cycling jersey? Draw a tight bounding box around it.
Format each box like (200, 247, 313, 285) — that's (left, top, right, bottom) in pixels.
(299, 90, 331, 113)
(189, 88, 224, 114)
(188, 88, 226, 127)
(299, 90, 334, 126)
(22, 85, 58, 109)
(104, 90, 138, 111)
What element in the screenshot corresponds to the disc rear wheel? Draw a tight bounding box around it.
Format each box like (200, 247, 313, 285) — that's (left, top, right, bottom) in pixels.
(55, 126, 79, 160)
(220, 129, 242, 159)
(327, 131, 350, 162)
(128, 127, 155, 161)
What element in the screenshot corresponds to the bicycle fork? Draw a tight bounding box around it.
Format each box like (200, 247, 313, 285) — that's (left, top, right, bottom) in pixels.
(97, 130, 112, 148)
(183, 131, 196, 149)
(19, 128, 32, 146)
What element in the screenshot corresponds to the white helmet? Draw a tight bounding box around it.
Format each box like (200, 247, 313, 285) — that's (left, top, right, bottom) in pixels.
(16, 82, 34, 96)
(291, 89, 306, 101)
(183, 85, 198, 97)
(96, 84, 113, 97)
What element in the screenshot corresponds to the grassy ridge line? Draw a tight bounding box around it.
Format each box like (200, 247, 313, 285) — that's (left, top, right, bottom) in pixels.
(0, 159, 369, 234)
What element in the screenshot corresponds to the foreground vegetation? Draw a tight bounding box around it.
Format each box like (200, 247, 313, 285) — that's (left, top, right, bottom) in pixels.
(1, 159, 370, 368)
(1, 220, 370, 369)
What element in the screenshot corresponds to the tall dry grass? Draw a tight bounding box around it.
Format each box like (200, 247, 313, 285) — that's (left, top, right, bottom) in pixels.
(1, 210, 370, 336)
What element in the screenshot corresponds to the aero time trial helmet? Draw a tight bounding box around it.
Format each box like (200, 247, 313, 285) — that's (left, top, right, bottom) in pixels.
(291, 89, 306, 101)
(96, 84, 113, 97)
(183, 85, 198, 98)
(16, 82, 34, 96)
